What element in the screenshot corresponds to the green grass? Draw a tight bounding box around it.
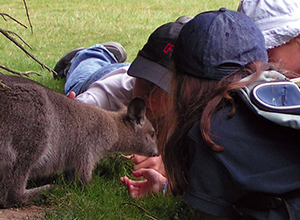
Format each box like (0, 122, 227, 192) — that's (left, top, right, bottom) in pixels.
(1, 0, 239, 219)
(40, 154, 198, 219)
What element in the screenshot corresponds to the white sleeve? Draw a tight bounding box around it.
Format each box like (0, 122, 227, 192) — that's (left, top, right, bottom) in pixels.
(75, 66, 135, 111)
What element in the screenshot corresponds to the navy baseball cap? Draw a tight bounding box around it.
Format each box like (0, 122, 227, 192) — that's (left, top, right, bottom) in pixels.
(128, 19, 190, 93)
(172, 8, 268, 80)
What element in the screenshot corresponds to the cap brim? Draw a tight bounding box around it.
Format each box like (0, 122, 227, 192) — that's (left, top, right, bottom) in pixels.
(128, 55, 172, 93)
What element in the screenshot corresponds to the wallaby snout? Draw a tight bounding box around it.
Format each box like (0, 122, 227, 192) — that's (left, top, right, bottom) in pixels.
(0, 74, 158, 208)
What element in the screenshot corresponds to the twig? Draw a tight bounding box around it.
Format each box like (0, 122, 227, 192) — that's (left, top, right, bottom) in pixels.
(122, 202, 161, 220)
(0, 13, 28, 29)
(1, 1, 58, 78)
(0, 65, 41, 77)
(0, 28, 57, 77)
(22, 0, 33, 33)
(5, 30, 32, 49)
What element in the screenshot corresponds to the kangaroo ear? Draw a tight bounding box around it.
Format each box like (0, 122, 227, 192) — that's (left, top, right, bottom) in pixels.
(127, 97, 147, 125)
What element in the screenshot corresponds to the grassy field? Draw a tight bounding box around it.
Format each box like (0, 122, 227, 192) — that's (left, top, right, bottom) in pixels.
(1, 0, 239, 219)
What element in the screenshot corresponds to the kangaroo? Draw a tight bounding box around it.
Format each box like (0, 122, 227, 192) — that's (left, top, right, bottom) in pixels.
(0, 74, 158, 208)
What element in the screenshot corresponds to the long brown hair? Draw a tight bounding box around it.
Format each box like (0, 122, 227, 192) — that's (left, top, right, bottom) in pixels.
(160, 62, 267, 195)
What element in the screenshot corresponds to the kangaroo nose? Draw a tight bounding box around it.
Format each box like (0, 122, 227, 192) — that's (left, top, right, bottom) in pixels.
(152, 149, 159, 157)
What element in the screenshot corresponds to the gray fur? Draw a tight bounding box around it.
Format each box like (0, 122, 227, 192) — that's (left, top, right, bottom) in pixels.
(0, 74, 158, 208)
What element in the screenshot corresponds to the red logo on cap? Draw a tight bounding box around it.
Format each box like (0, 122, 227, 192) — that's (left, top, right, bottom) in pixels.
(164, 43, 174, 54)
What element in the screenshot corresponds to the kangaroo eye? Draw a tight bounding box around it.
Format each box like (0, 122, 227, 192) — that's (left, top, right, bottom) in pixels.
(150, 132, 155, 138)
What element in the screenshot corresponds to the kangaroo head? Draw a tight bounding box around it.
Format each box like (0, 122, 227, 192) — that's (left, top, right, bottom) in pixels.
(125, 97, 158, 157)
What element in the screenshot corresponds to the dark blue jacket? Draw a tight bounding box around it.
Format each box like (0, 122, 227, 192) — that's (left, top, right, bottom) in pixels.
(184, 96, 300, 219)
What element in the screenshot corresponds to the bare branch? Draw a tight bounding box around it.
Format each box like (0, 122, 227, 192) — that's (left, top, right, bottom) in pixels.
(0, 28, 58, 77)
(5, 30, 32, 49)
(1, 1, 58, 78)
(0, 13, 28, 29)
(22, 0, 33, 33)
(0, 65, 41, 77)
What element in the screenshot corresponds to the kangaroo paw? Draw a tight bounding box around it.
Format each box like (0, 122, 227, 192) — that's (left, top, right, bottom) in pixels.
(6, 184, 53, 207)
